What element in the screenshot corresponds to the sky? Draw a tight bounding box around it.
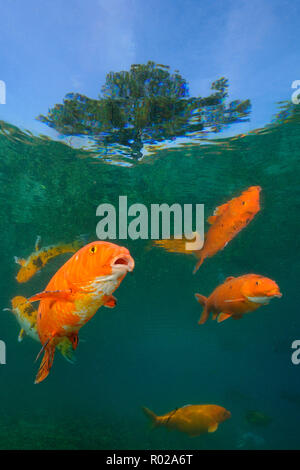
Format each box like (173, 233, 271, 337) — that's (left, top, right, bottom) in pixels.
(0, 0, 299, 137)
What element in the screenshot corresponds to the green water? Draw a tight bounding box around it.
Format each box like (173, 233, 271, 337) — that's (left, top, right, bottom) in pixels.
(0, 110, 299, 450)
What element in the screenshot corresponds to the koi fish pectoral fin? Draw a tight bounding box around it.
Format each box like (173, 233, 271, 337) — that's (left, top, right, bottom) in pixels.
(207, 215, 218, 225)
(217, 313, 232, 323)
(29, 289, 73, 303)
(211, 202, 230, 219)
(18, 329, 26, 342)
(35, 338, 51, 363)
(208, 423, 219, 433)
(195, 293, 210, 325)
(57, 339, 77, 364)
(69, 333, 79, 350)
(35, 340, 56, 384)
(193, 256, 204, 274)
(104, 295, 117, 308)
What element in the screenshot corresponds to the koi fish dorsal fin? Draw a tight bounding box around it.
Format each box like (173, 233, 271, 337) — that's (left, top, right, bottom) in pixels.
(217, 313, 232, 323)
(29, 289, 73, 303)
(208, 423, 219, 433)
(35, 235, 41, 251)
(225, 276, 235, 282)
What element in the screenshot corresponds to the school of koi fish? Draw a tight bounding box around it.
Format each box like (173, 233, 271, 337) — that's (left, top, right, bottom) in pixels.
(4, 185, 281, 438)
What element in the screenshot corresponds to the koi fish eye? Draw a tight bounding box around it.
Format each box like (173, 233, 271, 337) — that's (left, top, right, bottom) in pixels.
(256, 281, 259, 285)
(89, 246, 97, 254)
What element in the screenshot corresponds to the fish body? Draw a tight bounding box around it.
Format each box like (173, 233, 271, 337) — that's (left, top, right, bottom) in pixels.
(29, 241, 134, 383)
(194, 186, 261, 272)
(8, 296, 39, 342)
(15, 236, 85, 283)
(142, 404, 231, 437)
(151, 187, 261, 273)
(195, 274, 282, 324)
(5, 296, 75, 361)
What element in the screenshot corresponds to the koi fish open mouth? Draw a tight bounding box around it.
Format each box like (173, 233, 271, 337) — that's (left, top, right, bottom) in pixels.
(266, 288, 282, 299)
(111, 255, 135, 273)
(247, 292, 282, 304)
(268, 292, 282, 298)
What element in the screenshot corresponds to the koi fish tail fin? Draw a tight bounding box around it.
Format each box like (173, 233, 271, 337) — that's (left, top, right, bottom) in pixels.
(195, 293, 209, 324)
(193, 255, 205, 274)
(35, 341, 56, 384)
(142, 407, 158, 428)
(152, 238, 192, 255)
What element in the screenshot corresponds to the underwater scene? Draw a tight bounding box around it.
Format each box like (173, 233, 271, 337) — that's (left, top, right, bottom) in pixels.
(0, 0, 300, 452)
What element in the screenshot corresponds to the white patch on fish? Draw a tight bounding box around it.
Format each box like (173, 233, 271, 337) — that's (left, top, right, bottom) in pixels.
(247, 296, 270, 305)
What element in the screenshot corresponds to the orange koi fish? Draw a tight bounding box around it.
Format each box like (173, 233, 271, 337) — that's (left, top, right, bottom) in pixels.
(195, 274, 282, 325)
(29, 241, 134, 384)
(142, 404, 231, 437)
(15, 236, 86, 283)
(3, 296, 75, 362)
(152, 186, 261, 273)
(193, 186, 261, 273)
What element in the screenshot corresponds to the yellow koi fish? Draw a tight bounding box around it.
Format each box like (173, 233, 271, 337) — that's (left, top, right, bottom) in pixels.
(15, 236, 86, 283)
(4, 296, 75, 362)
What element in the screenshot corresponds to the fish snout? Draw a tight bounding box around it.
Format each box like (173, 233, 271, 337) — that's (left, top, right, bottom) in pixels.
(267, 289, 282, 298)
(248, 185, 262, 193)
(111, 254, 135, 273)
(223, 410, 232, 421)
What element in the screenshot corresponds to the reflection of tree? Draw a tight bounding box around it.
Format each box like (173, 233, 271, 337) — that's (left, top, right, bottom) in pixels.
(38, 61, 251, 160)
(272, 100, 300, 125)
